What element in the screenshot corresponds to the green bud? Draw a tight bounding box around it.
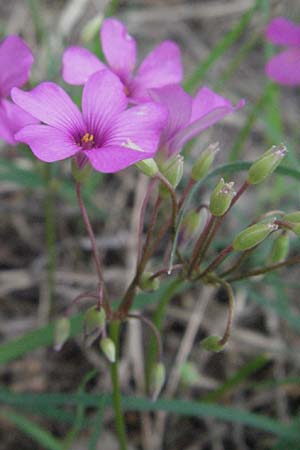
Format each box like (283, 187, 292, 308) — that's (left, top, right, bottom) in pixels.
(233, 221, 278, 251)
(269, 232, 290, 263)
(135, 158, 159, 177)
(159, 155, 184, 189)
(150, 362, 166, 400)
(283, 211, 300, 223)
(180, 362, 199, 385)
(81, 14, 103, 43)
(291, 224, 300, 235)
(182, 210, 202, 237)
(191, 142, 219, 181)
(100, 337, 116, 363)
(84, 306, 106, 335)
(54, 317, 70, 351)
(201, 335, 225, 352)
(209, 178, 236, 216)
(247, 144, 287, 185)
(71, 158, 92, 183)
(139, 272, 160, 292)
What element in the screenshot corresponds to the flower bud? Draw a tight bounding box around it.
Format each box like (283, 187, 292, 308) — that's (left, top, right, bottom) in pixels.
(269, 232, 289, 263)
(209, 178, 236, 216)
(283, 211, 300, 223)
(84, 306, 106, 336)
(150, 362, 166, 401)
(191, 142, 219, 181)
(135, 158, 159, 177)
(100, 337, 116, 363)
(71, 158, 92, 183)
(201, 335, 225, 352)
(54, 317, 70, 351)
(233, 221, 278, 251)
(139, 272, 160, 292)
(247, 144, 287, 185)
(159, 155, 184, 189)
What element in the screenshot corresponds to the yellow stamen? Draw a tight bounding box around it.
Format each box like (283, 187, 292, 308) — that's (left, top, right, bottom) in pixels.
(82, 132, 94, 144)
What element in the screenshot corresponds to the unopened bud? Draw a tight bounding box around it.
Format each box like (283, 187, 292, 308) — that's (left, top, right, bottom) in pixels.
(283, 211, 300, 223)
(159, 155, 184, 189)
(269, 232, 289, 263)
(201, 335, 225, 352)
(233, 221, 278, 251)
(100, 337, 116, 363)
(54, 317, 70, 351)
(247, 144, 287, 185)
(135, 158, 159, 177)
(282, 212, 300, 236)
(139, 272, 160, 292)
(150, 362, 166, 401)
(84, 306, 106, 335)
(191, 142, 219, 181)
(71, 158, 92, 183)
(209, 178, 236, 216)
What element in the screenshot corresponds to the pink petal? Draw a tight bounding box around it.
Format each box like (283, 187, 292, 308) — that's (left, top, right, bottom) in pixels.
(87, 102, 167, 173)
(265, 17, 300, 46)
(132, 41, 183, 102)
(265, 48, 300, 85)
(170, 87, 245, 154)
(0, 35, 34, 97)
(0, 99, 38, 145)
(149, 84, 192, 146)
(11, 82, 84, 135)
(62, 46, 106, 85)
(101, 18, 136, 83)
(15, 124, 79, 162)
(82, 70, 128, 137)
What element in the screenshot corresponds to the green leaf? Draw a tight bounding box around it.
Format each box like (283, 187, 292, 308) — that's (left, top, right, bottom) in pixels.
(0, 409, 63, 450)
(1, 391, 299, 442)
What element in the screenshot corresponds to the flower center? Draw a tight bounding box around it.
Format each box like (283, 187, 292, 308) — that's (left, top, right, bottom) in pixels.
(80, 132, 95, 150)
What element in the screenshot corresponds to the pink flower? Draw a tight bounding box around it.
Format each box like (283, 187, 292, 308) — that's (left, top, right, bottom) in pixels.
(265, 17, 300, 85)
(0, 35, 37, 144)
(150, 84, 245, 157)
(12, 70, 167, 173)
(62, 18, 183, 103)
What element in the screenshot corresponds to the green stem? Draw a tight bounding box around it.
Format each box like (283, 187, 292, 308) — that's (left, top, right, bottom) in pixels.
(145, 277, 183, 389)
(43, 164, 56, 308)
(109, 321, 128, 450)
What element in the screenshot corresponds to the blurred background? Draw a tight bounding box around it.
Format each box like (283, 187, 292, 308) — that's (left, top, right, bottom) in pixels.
(1, 1, 300, 449)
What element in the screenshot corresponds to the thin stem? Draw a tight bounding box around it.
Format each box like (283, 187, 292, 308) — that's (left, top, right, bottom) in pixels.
(64, 291, 98, 317)
(178, 178, 196, 210)
(219, 249, 253, 278)
(75, 182, 110, 315)
(150, 264, 183, 281)
(137, 178, 157, 265)
(43, 164, 56, 307)
(156, 173, 178, 238)
(228, 256, 300, 282)
(216, 278, 235, 346)
(128, 314, 163, 361)
(109, 321, 128, 450)
(198, 245, 233, 279)
(145, 277, 183, 389)
(188, 215, 215, 276)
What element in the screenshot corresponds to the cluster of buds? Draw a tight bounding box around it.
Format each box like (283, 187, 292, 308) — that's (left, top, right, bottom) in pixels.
(54, 140, 297, 398)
